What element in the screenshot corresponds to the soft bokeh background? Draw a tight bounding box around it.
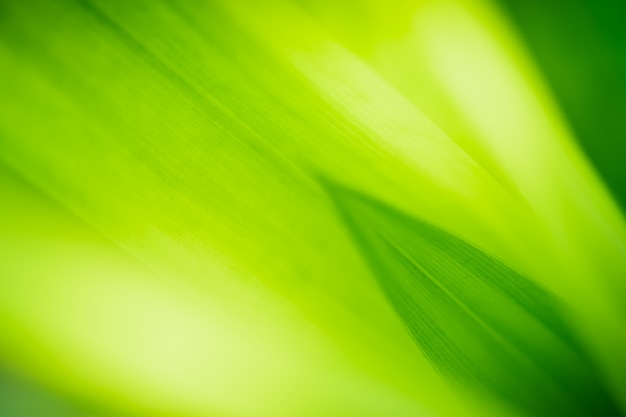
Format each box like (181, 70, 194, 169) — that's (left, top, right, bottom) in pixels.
(1, 1, 625, 417)
(497, 0, 626, 210)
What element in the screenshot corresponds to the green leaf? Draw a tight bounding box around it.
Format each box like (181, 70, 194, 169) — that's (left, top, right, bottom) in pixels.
(327, 182, 619, 417)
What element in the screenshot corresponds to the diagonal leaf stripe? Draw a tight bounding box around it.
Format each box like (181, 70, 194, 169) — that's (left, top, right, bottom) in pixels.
(327, 182, 620, 417)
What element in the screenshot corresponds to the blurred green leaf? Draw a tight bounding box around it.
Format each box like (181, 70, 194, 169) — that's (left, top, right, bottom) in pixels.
(328, 183, 620, 417)
(497, 0, 626, 211)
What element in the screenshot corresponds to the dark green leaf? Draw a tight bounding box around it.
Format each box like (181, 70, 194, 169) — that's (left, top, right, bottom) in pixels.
(327, 182, 620, 417)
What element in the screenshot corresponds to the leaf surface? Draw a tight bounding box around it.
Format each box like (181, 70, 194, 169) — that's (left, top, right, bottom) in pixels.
(328, 183, 620, 417)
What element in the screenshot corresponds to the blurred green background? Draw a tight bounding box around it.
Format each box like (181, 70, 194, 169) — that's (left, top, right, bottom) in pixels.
(498, 0, 626, 211)
(1, 1, 625, 417)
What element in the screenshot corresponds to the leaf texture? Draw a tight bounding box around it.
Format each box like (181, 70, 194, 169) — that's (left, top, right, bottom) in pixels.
(327, 182, 620, 417)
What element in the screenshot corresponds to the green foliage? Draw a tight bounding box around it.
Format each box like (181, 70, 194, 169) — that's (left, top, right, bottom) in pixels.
(0, 0, 625, 416)
(328, 183, 620, 416)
